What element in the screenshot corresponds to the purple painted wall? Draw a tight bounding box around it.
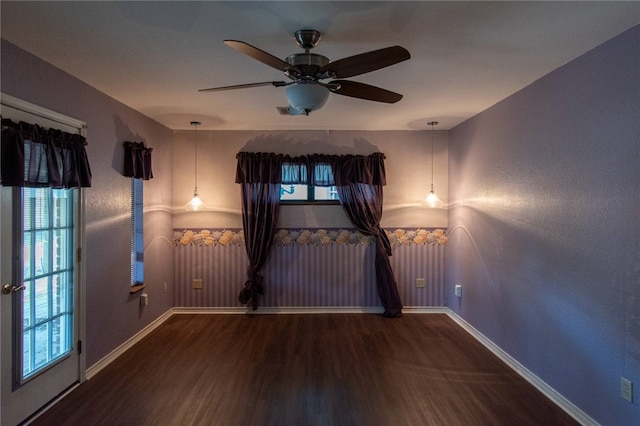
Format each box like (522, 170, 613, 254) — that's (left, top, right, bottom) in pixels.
(447, 25, 639, 426)
(1, 39, 175, 367)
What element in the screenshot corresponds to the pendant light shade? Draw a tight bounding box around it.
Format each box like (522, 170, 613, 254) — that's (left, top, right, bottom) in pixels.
(186, 192, 204, 211)
(185, 121, 205, 211)
(424, 121, 443, 208)
(425, 188, 443, 208)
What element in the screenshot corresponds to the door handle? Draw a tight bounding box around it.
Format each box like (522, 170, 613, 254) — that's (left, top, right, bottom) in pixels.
(1, 284, 26, 295)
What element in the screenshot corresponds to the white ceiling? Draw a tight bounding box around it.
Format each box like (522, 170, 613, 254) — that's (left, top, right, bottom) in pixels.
(1, 1, 638, 131)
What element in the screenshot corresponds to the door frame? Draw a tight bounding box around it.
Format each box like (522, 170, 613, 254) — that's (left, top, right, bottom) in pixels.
(0, 93, 87, 419)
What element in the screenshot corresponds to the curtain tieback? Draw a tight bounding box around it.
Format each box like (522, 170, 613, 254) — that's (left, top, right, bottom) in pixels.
(375, 231, 393, 256)
(239, 266, 264, 304)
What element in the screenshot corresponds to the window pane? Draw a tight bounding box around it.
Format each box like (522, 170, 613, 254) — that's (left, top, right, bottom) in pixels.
(53, 190, 71, 227)
(23, 329, 32, 375)
(23, 189, 35, 231)
(34, 277, 49, 324)
(23, 279, 33, 328)
(35, 230, 50, 276)
(53, 228, 72, 272)
(280, 184, 308, 200)
(313, 163, 334, 186)
(280, 163, 338, 202)
(24, 233, 33, 279)
(131, 178, 144, 285)
(33, 323, 49, 371)
(51, 314, 72, 358)
(52, 272, 72, 315)
(314, 186, 339, 200)
(34, 189, 50, 230)
(282, 162, 307, 183)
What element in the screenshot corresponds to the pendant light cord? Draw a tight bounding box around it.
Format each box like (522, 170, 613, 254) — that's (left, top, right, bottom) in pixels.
(428, 121, 438, 191)
(191, 121, 201, 194)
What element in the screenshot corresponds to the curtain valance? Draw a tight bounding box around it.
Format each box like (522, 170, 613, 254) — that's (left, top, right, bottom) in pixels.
(1, 118, 92, 188)
(123, 141, 153, 180)
(235, 152, 387, 186)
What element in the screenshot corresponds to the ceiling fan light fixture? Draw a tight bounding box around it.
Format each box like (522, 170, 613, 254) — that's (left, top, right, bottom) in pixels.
(285, 83, 330, 115)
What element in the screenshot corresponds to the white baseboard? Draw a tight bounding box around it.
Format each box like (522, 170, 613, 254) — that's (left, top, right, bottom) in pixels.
(445, 309, 598, 426)
(403, 306, 449, 314)
(172, 306, 249, 314)
(85, 309, 173, 380)
(172, 306, 449, 315)
(173, 306, 387, 315)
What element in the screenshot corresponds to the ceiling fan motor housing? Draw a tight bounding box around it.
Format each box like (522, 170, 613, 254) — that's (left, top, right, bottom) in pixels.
(286, 53, 330, 78)
(293, 29, 322, 49)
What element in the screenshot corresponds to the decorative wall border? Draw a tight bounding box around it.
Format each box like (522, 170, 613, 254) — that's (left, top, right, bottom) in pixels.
(173, 228, 448, 247)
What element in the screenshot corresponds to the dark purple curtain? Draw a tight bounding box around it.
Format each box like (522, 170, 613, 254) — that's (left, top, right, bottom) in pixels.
(235, 151, 401, 316)
(337, 182, 402, 317)
(235, 152, 282, 309)
(328, 152, 402, 317)
(1, 118, 92, 188)
(123, 141, 153, 180)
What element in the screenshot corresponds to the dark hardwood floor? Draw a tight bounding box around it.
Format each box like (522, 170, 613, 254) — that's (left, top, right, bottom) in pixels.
(29, 314, 579, 426)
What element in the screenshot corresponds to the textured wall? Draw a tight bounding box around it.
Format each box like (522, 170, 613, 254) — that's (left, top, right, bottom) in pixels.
(447, 25, 639, 426)
(1, 39, 175, 367)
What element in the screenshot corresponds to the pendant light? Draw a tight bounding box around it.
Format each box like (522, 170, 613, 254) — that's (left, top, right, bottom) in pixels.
(424, 121, 443, 208)
(185, 121, 205, 211)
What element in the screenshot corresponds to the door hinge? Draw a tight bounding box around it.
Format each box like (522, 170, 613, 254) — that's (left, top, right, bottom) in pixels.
(77, 247, 82, 262)
(77, 340, 82, 354)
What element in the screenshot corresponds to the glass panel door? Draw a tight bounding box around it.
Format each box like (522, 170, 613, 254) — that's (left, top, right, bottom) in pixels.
(1, 96, 83, 426)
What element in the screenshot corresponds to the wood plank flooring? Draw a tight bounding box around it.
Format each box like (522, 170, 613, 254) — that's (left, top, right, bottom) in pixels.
(29, 314, 579, 426)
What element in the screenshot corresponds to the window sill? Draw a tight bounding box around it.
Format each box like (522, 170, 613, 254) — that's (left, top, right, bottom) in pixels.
(280, 200, 340, 205)
(130, 284, 146, 294)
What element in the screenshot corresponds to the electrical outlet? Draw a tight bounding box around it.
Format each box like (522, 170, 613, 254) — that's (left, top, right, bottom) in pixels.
(140, 293, 148, 307)
(621, 377, 633, 402)
(163, 282, 168, 293)
(454, 284, 462, 297)
(192, 278, 203, 289)
(415, 278, 425, 288)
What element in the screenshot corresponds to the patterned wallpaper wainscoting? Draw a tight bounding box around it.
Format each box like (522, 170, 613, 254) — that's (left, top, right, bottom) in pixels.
(173, 229, 446, 308)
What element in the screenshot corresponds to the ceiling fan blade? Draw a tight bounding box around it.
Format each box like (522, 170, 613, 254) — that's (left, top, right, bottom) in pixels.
(331, 80, 403, 103)
(199, 81, 289, 92)
(320, 46, 410, 79)
(224, 40, 300, 75)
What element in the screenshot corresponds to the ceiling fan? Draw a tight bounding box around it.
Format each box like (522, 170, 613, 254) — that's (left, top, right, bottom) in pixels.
(199, 29, 411, 116)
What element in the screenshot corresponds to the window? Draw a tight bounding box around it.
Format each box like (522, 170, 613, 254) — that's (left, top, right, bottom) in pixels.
(130, 178, 144, 290)
(21, 187, 75, 379)
(280, 163, 339, 203)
